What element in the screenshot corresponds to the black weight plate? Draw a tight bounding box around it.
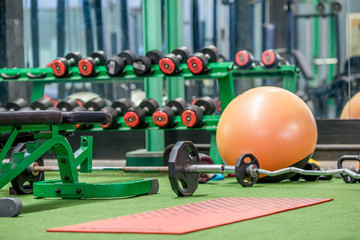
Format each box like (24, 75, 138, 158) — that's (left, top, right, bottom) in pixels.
(5, 98, 27, 111)
(119, 50, 136, 65)
(57, 97, 78, 111)
(163, 143, 175, 166)
(10, 143, 44, 195)
(111, 98, 132, 116)
(139, 98, 159, 116)
(194, 96, 215, 115)
(30, 97, 53, 110)
(65, 51, 82, 64)
(337, 155, 360, 183)
(172, 46, 191, 63)
(302, 162, 320, 181)
(168, 141, 200, 196)
(166, 97, 187, 114)
(133, 56, 152, 76)
(106, 56, 125, 76)
(146, 50, 163, 64)
(84, 97, 106, 111)
(235, 153, 259, 187)
(200, 45, 220, 62)
(91, 50, 107, 65)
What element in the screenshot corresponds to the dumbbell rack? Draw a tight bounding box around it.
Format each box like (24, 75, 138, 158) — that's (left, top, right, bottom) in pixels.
(0, 62, 234, 166)
(231, 65, 299, 93)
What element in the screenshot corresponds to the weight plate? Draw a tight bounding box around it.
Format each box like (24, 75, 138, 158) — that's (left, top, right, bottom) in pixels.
(194, 96, 215, 115)
(10, 143, 44, 194)
(168, 141, 200, 197)
(152, 106, 174, 128)
(159, 54, 180, 75)
(30, 97, 53, 110)
(187, 53, 208, 74)
(118, 50, 136, 65)
(146, 50, 163, 64)
(139, 98, 159, 116)
(172, 46, 191, 63)
(302, 162, 320, 181)
(163, 144, 175, 166)
(65, 51, 82, 64)
(133, 56, 152, 76)
(235, 153, 259, 187)
(337, 155, 360, 183)
(106, 56, 125, 76)
(111, 98, 132, 116)
(200, 45, 220, 62)
(91, 50, 107, 65)
(84, 97, 106, 111)
(166, 97, 187, 114)
(5, 98, 27, 111)
(57, 97, 78, 111)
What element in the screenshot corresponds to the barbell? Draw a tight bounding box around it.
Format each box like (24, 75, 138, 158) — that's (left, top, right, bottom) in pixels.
(21, 141, 360, 196)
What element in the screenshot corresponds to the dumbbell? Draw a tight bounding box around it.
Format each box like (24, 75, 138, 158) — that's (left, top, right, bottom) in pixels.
(78, 50, 107, 77)
(51, 52, 82, 78)
(234, 50, 261, 69)
(57, 97, 81, 111)
(123, 98, 159, 128)
(181, 97, 215, 128)
(30, 97, 54, 110)
(261, 49, 289, 68)
(83, 97, 110, 111)
(152, 97, 187, 128)
(337, 155, 360, 183)
(106, 50, 136, 77)
(98, 107, 119, 129)
(5, 98, 27, 111)
(187, 45, 220, 74)
(132, 50, 163, 76)
(111, 98, 132, 116)
(159, 46, 191, 75)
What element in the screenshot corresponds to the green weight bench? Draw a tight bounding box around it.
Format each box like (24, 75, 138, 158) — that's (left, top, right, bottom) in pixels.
(0, 110, 158, 200)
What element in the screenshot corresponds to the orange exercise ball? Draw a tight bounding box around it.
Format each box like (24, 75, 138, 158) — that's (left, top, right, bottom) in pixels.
(340, 92, 360, 119)
(216, 86, 318, 182)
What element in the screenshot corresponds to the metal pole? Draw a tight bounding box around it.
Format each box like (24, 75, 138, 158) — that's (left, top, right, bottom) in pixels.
(31, 0, 39, 67)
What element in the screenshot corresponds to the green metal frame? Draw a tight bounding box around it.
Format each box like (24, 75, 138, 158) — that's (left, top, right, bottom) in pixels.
(231, 65, 300, 93)
(0, 121, 156, 199)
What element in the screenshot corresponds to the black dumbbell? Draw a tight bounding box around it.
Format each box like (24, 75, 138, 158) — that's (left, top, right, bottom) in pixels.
(111, 98, 132, 116)
(181, 97, 215, 128)
(152, 97, 187, 128)
(132, 50, 163, 76)
(159, 46, 191, 75)
(78, 50, 107, 77)
(83, 97, 110, 111)
(123, 98, 159, 128)
(234, 50, 261, 69)
(187, 45, 220, 74)
(98, 107, 119, 129)
(106, 50, 136, 77)
(51, 52, 82, 78)
(30, 97, 54, 110)
(57, 97, 81, 111)
(261, 49, 289, 68)
(5, 98, 27, 111)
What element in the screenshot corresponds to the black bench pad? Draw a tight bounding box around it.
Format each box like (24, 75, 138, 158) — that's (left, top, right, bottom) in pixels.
(61, 111, 112, 124)
(0, 111, 62, 125)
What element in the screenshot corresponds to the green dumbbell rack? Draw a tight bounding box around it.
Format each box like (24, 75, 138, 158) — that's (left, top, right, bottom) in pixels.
(231, 65, 299, 93)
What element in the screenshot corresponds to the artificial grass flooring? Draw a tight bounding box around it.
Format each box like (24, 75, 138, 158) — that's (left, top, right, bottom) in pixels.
(0, 171, 359, 240)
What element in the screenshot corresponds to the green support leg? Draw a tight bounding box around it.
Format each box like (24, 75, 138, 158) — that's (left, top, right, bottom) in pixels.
(218, 74, 235, 111)
(283, 75, 297, 93)
(31, 82, 45, 102)
(209, 131, 222, 164)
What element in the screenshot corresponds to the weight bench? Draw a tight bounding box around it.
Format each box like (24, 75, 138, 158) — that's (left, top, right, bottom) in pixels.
(0, 111, 158, 200)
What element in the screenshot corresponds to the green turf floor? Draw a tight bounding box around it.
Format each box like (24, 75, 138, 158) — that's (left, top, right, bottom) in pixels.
(0, 171, 359, 240)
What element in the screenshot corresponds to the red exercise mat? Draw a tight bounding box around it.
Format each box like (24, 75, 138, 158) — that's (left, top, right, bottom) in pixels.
(48, 197, 333, 235)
